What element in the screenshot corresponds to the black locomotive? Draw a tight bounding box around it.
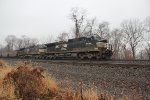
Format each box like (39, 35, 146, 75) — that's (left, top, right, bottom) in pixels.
(13, 34, 113, 60)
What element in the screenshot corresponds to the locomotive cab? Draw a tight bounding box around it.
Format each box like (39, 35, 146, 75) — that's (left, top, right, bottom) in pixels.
(88, 34, 113, 59)
(90, 34, 112, 51)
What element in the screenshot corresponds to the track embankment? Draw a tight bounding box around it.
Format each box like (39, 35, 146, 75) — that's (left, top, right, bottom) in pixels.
(1, 58, 150, 99)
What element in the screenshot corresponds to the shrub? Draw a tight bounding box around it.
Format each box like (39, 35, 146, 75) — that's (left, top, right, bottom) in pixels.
(0, 61, 58, 99)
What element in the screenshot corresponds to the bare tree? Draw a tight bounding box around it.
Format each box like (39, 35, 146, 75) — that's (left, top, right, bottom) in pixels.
(83, 17, 97, 36)
(14, 35, 39, 49)
(144, 38, 150, 59)
(22, 35, 31, 47)
(21, 35, 38, 48)
(15, 38, 24, 49)
(70, 7, 87, 38)
(97, 21, 110, 39)
(144, 17, 150, 32)
(110, 28, 122, 59)
(0, 45, 8, 57)
(145, 45, 150, 59)
(142, 17, 150, 59)
(46, 35, 53, 43)
(121, 19, 145, 59)
(57, 32, 69, 42)
(5, 35, 17, 51)
(121, 44, 133, 59)
(0, 44, 3, 57)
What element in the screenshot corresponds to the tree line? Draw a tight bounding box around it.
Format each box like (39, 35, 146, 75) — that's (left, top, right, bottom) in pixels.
(0, 35, 38, 57)
(0, 8, 150, 60)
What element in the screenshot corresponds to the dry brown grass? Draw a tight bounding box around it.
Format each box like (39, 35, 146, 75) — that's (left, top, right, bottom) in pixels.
(54, 88, 115, 100)
(0, 60, 9, 69)
(0, 60, 58, 100)
(0, 60, 116, 100)
(0, 60, 15, 99)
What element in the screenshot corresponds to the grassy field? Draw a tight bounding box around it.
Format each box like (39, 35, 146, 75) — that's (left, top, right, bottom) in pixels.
(0, 60, 133, 100)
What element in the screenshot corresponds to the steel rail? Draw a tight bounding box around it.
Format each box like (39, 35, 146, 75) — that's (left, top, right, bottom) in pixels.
(1, 58, 150, 68)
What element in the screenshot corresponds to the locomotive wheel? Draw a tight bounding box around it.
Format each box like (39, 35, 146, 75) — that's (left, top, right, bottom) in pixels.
(78, 53, 84, 60)
(104, 56, 111, 60)
(49, 56, 53, 60)
(51, 55, 56, 60)
(87, 54, 93, 60)
(46, 56, 50, 60)
(96, 53, 102, 60)
(80, 56, 84, 60)
(35, 56, 37, 59)
(42, 56, 46, 59)
(96, 54, 102, 60)
(96, 55, 100, 60)
(45, 56, 49, 59)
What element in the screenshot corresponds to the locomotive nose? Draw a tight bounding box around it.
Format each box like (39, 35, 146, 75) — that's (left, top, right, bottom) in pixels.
(96, 42, 106, 48)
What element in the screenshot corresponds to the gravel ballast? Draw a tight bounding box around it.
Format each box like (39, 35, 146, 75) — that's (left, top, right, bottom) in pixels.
(3, 59, 150, 99)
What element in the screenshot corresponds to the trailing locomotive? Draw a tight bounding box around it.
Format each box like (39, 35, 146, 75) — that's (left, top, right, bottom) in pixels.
(15, 34, 113, 60)
(16, 45, 46, 59)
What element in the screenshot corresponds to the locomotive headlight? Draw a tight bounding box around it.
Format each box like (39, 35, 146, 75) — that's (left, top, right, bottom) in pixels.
(105, 43, 111, 50)
(105, 43, 109, 49)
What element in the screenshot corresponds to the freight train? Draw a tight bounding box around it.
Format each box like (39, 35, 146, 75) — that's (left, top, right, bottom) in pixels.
(9, 34, 113, 60)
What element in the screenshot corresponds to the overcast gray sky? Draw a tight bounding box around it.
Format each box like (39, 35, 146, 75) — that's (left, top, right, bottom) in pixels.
(0, 0, 150, 44)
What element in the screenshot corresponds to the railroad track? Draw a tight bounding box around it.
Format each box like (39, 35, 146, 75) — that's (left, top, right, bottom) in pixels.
(1, 58, 150, 68)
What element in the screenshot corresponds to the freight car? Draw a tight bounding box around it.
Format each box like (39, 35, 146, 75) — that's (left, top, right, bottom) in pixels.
(15, 34, 113, 60)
